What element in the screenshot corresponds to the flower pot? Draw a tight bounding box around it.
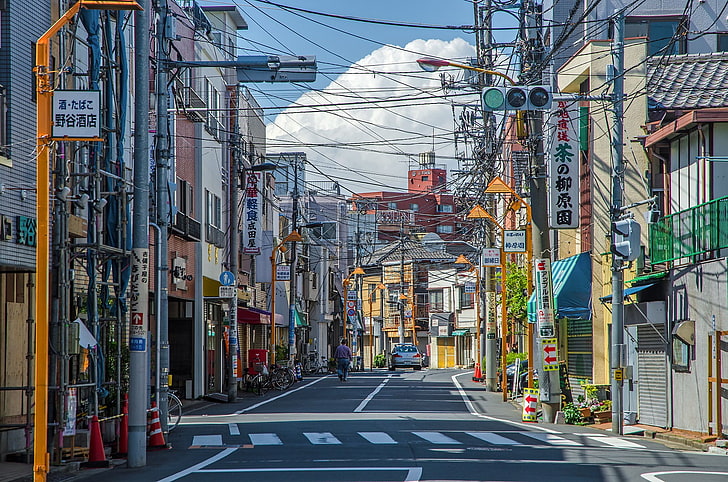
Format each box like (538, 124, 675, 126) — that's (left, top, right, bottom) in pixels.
(593, 410, 612, 423)
(579, 407, 592, 418)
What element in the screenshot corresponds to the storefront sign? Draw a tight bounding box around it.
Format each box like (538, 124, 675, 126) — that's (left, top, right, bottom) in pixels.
(534, 258, 555, 337)
(482, 248, 501, 266)
(503, 230, 526, 252)
(129, 248, 149, 352)
(276, 265, 290, 281)
(243, 172, 262, 254)
(52, 90, 101, 139)
(548, 100, 580, 228)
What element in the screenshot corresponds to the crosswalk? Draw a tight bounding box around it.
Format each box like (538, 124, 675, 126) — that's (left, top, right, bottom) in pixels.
(190, 430, 647, 450)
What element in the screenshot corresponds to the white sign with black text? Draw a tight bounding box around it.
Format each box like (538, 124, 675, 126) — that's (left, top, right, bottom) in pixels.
(52, 90, 101, 139)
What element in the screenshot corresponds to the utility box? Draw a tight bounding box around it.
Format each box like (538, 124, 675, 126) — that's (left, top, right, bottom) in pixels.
(248, 349, 268, 375)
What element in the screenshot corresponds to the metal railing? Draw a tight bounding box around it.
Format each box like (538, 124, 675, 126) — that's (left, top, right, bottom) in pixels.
(649, 196, 728, 264)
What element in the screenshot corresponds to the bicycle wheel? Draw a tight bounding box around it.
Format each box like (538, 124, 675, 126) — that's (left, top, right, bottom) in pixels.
(252, 375, 265, 395)
(272, 368, 293, 390)
(167, 393, 182, 431)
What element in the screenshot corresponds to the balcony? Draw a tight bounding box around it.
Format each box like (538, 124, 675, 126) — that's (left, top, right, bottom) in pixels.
(171, 212, 202, 241)
(174, 83, 206, 123)
(649, 195, 728, 264)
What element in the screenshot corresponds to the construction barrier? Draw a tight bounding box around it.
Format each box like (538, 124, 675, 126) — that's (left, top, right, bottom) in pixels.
(83, 415, 110, 468)
(147, 402, 168, 450)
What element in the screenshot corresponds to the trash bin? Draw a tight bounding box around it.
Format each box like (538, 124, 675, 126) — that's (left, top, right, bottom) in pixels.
(248, 349, 268, 375)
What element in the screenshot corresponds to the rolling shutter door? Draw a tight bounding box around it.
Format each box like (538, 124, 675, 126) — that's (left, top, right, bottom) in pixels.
(636, 325, 667, 427)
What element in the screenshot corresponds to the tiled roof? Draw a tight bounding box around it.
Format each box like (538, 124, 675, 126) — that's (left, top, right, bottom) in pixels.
(648, 53, 728, 110)
(363, 238, 454, 266)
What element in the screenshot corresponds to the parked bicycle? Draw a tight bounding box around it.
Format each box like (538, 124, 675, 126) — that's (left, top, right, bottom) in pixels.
(166, 390, 182, 431)
(250, 362, 296, 395)
(301, 352, 329, 375)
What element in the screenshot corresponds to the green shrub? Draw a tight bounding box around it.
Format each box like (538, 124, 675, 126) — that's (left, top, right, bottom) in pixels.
(505, 352, 528, 365)
(562, 402, 583, 424)
(373, 353, 386, 368)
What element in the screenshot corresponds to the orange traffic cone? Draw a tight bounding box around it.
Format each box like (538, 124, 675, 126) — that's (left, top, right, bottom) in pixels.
(147, 402, 168, 450)
(115, 394, 128, 456)
(473, 363, 482, 382)
(84, 415, 110, 468)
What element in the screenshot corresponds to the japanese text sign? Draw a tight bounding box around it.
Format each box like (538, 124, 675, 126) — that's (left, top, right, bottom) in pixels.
(52, 90, 101, 139)
(548, 100, 580, 229)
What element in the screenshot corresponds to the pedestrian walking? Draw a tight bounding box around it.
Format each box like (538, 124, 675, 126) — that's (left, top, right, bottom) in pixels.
(334, 339, 353, 381)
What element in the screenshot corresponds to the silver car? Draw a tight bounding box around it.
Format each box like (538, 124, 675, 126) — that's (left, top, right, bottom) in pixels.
(388, 344, 423, 370)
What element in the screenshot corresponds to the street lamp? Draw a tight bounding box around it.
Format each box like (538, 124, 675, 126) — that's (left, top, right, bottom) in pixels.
(417, 57, 515, 85)
(270, 230, 303, 366)
(455, 254, 482, 378)
(484, 177, 534, 389)
(367, 283, 386, 370)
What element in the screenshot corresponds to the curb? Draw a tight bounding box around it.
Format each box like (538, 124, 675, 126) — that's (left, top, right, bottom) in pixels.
(644, 430, 711, 452)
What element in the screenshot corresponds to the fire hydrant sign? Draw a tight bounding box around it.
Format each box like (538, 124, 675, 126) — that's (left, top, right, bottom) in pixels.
(542, 338, 559, 371)
(52, 90, 101, 139)
(522, 387, 538, 422)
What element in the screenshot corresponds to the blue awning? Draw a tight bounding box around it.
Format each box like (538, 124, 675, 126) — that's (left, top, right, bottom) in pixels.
(527, 252, 592, 321)
(599, 283, 655, 303)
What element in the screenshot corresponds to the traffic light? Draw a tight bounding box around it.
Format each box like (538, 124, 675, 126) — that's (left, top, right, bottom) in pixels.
(481, 86, 552, 111)
(611, 218, 641, 261)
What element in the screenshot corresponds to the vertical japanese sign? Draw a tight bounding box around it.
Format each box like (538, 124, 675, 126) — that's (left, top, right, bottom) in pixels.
(243, 172, 262, 254)
(129, 248, 149, 352)
(52, 90, 101, 139)
(548, 100, 580, 228)
(534, 258, 555, 338)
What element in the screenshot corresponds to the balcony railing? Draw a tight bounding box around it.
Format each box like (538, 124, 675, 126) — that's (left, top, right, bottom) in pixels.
(172, 212, 201, 241)
(649, 195, 728, 264)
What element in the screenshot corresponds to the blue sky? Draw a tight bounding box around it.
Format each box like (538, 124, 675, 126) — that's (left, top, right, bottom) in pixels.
(199, 0, 520, 193)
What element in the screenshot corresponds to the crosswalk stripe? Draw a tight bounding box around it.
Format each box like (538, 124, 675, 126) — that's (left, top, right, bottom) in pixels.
(304, 432, 342, 444)
(249, 433, 283, 445)
(466, 432, 521, 445)
(358, 432, 398, 444)
(586, 435, 644, 449)
(192, 435, 223, 446)
(413, 431, 462, 444)
(228, 423, 240, 436)
(519, 432, 582, 446)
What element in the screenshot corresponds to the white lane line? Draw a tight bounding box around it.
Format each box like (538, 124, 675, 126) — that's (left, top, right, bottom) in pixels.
(641, 471, 728, 481)
(304, 432, 342, 444)
(358, 432, 398, 444)
(157, 447, 238, 482)
(413, 431, 462, 444)
(228, 423, 240, 436)
(519, 432, 582, 446)
(248, 433, 282, 445)
(466, 431, 521, 445)
(196, 466, 423, 481)
(451, 372, 558, 433)
(586, 435, 644, 449)
(191, 435, 223, 446)
(354, 375, 393, 413)
(235, 376, 330, 414)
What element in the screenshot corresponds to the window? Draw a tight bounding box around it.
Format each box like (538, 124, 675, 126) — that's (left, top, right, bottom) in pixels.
(206, 190, 221, 228)
(422, 175, 429, 181)
(718, 34, 728, 52)
(429, 289, 444, 311)
(436, 225, 454, 234)
(388, 202, 397, 210)
(311, 222, 337, 240)
(437, 204, 453, 213)
(368, 284, 378, 302)
(625, 17, 686, 55)
(458, 286, 474, 309)
(177, 178, 193, 216)
(410, 203, 418, 211)
(672, 337, 690, 372)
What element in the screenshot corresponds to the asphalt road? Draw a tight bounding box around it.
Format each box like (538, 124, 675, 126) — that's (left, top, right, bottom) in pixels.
(88, 369, 728, 482)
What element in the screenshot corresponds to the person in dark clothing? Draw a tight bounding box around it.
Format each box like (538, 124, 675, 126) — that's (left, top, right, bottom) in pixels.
(334, 339, 353, 381)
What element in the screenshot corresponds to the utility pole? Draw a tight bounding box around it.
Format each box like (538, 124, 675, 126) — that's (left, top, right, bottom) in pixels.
(288, 155, 301, 362)
(154, 0, 170, 432)
(399, 219, 405, 344)
(227, 88, 241, 402)
(610, 10, 626, 436)
(129, 0, 149, 467)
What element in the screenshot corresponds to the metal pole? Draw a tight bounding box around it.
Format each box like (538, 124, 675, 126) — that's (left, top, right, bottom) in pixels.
(501, 253, 509, 401)
(129, 0, 150, 461)
(154, 0, 170, 431)
(610, 10, 626, 436)
(288, 157, 300, 363)
(227, 95, 241, 403)
(270, 247, 277, 365)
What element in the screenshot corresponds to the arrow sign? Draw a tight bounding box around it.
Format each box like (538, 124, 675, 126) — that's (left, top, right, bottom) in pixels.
(541, 338, 559, 372)
(524, 405, 536, 413)
(544, 345, 557, 354)
(525, 395, 537, 404)
(544, 355, 557, 364)
(522, 388, 539, 422)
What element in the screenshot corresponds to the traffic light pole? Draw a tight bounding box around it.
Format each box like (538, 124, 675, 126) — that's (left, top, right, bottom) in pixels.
(609, 10, 626, 436)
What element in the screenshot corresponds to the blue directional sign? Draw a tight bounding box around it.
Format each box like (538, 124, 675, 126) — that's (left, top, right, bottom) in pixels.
(219, 271, 235, 286)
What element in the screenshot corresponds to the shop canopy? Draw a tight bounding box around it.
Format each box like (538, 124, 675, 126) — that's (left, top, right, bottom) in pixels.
(527, 252, 592, 322)
(599, 283, 655, 303)
(237, 307, 272, 325)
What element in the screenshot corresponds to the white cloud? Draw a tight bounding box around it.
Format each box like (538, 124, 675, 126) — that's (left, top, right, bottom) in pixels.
(266, 38, 477, 194)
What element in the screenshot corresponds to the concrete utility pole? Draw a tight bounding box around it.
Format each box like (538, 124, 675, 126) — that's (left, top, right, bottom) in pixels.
(521, 0, 560, 422)
(610, 10, 626, 436)
(228, 90, 242, 402)
(154, 0, 171, 432)
(288, 156, 301, 362)
(129, 0, 149, 467)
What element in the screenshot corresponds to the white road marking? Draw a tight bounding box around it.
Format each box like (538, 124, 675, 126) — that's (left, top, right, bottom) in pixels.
(358, 431, 398, 444)
(157, 447, 238, 482)
(413, 431, 462, 444)
(466, 431, 521, 445)
(519, 432, 582, 446)
(196, 466, 423, 481)
(248, 433, 282, 445)
(228, 423, 240, 436)
(641, 471, 728, 481)
(354, 375, 393, 412)
(451, 372, 558, 433)
(234, 376, 329, 414)
(191, 435, 222, 446)
(304, 432, 342, 444)
(586, 435, 644, 449)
